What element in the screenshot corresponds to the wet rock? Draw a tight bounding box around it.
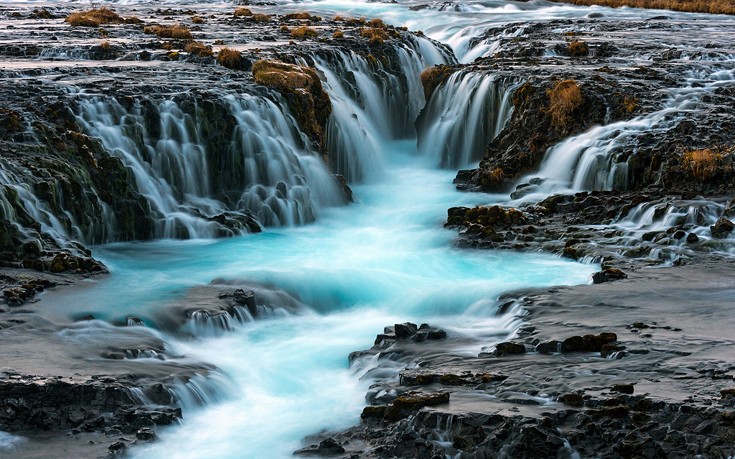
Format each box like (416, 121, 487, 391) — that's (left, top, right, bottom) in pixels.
(611, 384, 635, 394)
(492, 342, 526, 356)
(136, 427, 157, 441)
(383, 391, 450, 422)
(360, 405, 386, 419)
(294, 437, 345, 456)
(710, 217, 735, 238)
(535, 340, 560, 354)
(592, 268, 628, 284)
(108, 441, 127, 455)
(559, 393, 585, 406)
(561, 332, 617, 353)
(394, 322, 418, 339)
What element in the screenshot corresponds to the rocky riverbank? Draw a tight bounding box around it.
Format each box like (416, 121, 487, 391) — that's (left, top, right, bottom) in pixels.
(1, 3, 735, 459)
(294, 13, 735, 459)
(299, 260, 735, 458)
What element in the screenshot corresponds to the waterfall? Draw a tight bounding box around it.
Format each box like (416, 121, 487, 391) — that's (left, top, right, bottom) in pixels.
(0, 161, 74, 247)
(75, 92, 344, 238)
(510, 67, 735, 203)
(416, 71, 519, 169)
(313, 38, 451, 182)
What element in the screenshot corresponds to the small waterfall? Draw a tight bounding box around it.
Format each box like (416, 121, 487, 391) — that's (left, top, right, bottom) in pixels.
(168, 371, 236, 410)
(511, 67, 735, 202)
(417, 71, 520, 169)
(75, 92, 343, 238)
(0, 161, 73, 247)
(314, 38, 450, 182)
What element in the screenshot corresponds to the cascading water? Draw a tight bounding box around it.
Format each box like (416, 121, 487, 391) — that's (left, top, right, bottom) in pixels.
(11, 1, 735, 458)
(417, 71, 519, 168)
(511, 67, 735, 204)
(74, 92, 344, 238)
(314, 38, 450, 181)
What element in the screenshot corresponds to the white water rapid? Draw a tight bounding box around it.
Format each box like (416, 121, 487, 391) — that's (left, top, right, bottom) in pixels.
(8, 0, 735, 458)
(40, 141, 594, 459)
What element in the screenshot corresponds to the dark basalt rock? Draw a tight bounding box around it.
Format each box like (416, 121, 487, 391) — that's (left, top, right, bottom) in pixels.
(0, 376, 181, 433)
(711, 217, 735, 238)
(592, 268, 628, 284)
(612, 384, 635, 395)
(492, 341, 526, 356)
(294, 438, 346, 456)
(383, 391, 450, 422)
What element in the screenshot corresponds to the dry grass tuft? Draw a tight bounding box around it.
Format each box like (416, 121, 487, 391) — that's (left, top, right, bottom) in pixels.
(546, 80, 583, 126)
(252, 60, 319, 92)
(622, 95, 638, 113)
(332, 30, 345, 39)
(283, 12, 321, 21)
(191, 16, 205, 24)
(143, 24, 193, 40)
(185, 41, 213, 57)
(366, 18, 388, 29)
(420, 64, 455, 99)
(360, 27, 389, 45)
(216, 47, 244, 69)
(291, 26, 319, 39)
(568, 40, 589, 57)
(252, 13, 271, 22)
(66, 8, 123, 27)
(682, 149, 724, 181)
(233, 8, 253, 17)
(547, 0, 735, 15)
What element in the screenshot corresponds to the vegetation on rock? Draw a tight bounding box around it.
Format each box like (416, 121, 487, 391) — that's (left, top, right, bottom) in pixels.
(290, 26, 319, 39)
(65, 8, 141, 27)
(143, 24, 193, 40)
(419, 65, 455, 100)
(252, 60, 332, 149)
(546, 79, 583, 126)
(548, 0, 735, 15)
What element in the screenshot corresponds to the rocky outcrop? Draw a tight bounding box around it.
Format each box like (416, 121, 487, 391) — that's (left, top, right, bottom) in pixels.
(0, 374, 180, 434)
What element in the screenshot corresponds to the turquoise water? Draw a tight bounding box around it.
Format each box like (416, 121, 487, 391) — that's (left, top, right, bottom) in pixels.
(40, 141, 595, 458)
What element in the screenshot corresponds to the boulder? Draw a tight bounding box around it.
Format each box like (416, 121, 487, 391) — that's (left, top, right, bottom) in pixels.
(711, 217, 735, 238)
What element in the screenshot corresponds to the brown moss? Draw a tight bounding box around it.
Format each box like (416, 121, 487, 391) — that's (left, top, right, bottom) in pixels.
(216, 47, 244, 69)
(622, 95, 638, 113)
(252, 60, 332, 148)
(366, 18, 388, 29)
(184, 41, 213, 57)
(568, 40, 589, 57)
(489, 167, 504, 182)
(233, 8, 253, 17)
(332, 30, 345, 39)
(682, 149, 724, 181)
(419, 65, 455, 100)
(65, 8, 123, 27)
(546, 79, 583, 126)
(191, 16, 205, 24)
(291, 26, 319, 39)
(252, 60, 316, 91)
(360, 27, 389, 45)
(143, 24, 193, 40)
(251, 13, 271, 22)
(283, 12, 320, 21)
(546, 0, 735, 15)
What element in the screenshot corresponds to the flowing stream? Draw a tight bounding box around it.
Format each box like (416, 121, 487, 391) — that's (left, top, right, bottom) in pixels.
(37, 139, 594, 458)
(11, 0, 735, 457)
